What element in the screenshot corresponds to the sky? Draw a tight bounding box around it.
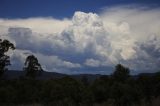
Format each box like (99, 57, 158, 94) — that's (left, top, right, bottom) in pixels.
(0, 0, 160, 74)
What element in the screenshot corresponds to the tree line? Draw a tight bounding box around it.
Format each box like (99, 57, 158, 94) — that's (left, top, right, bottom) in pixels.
(1, 39, 160, 106)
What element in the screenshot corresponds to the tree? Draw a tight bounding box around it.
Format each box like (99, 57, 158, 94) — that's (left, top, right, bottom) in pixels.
(112, 64, 130, 82)
(81, 75, 89, 86)
(91, 76, 110, 103)
(0, 39, 15, 77)
(24, 55, 43, 78)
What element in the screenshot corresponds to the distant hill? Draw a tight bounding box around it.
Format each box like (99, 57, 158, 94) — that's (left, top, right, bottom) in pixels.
(1, 70, 157, 81)
(2, 70, 67, 80)
(1, 70, 101, 81)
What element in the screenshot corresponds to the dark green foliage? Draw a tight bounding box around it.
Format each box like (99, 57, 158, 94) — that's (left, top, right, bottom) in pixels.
(136, 74, 155, 104)
(41, 77, 84, 105)
(24, 55, 43, 78)
(0, 71, 160, 106)
(110, 82, 141, 106)
(112, 64, 130, 82)
(0, 77, 87, 105)
(91, 76, 110, 103)
(81, 75, 89, 86)
(0, 39, 15, 77)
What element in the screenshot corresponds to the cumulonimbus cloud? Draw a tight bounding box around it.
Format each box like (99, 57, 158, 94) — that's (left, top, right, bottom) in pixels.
(0, 5, 160, 74)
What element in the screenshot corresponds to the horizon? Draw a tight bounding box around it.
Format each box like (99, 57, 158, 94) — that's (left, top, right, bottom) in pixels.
(1, 0, 160, 74)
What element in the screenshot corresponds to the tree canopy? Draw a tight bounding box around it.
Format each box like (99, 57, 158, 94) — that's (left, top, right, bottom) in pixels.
(24, 55, 43, 78)
(112, 64, 130, 82)
(0, 39, 15, 77)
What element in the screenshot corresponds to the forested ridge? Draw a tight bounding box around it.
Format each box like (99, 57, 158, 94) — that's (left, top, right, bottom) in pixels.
(1, 39, 160, 106)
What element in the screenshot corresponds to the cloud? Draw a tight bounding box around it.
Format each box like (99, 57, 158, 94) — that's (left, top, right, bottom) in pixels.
(85, 59, 101, 67)
(100, 5, 160, 72)
(0, 5, 160, 74)
(0, 17, 71, 34)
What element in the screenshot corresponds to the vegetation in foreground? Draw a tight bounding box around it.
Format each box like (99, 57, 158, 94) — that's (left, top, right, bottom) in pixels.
(1, 39, 160, 106)
(1, 66, 160, 106)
